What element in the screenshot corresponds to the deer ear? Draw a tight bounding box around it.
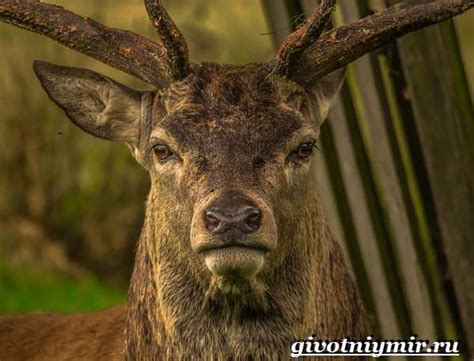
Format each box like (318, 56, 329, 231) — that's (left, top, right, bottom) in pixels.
(33, 61, 143, 144)
(309, 67, 345, 123)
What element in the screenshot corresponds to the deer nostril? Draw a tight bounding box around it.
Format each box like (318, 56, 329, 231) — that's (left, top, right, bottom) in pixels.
(244, 208, 261, 233)
(204, 197, 262, 236)
(205, 210, 221, 233)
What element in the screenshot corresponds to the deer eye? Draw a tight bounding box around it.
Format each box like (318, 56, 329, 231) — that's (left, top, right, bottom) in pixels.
(288, 140, 316, 165)
(153, 144, 174, 162)
(296, 142, 314, 159)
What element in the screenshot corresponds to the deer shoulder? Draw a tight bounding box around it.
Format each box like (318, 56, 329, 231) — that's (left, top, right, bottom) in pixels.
(0, 306, 126, 360)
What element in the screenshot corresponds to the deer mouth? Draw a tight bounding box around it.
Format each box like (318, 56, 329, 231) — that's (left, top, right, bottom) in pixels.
(196, 239, 270, 279)
(196, 240, 271, 255)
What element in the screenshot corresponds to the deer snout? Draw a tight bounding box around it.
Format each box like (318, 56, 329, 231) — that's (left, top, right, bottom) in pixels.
(205, 205, 261, 236)
(191, 191, 277, 280)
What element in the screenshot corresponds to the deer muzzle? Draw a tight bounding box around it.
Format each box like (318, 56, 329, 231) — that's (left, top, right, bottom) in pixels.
(191, 190, 277, 279)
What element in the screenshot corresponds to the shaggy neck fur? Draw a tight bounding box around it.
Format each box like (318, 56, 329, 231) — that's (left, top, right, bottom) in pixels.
(125, 182, 367, 360)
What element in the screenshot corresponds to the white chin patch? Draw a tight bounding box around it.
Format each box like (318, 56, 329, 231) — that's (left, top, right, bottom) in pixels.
(204, 247, 265, 279)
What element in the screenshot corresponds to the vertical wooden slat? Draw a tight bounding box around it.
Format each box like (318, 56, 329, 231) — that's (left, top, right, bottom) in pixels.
(336, 3, 445, 356)
(331, 1, 413, 342)
(301, 0, 404, 337)
(275, 0, 402, 340)
(339, 85, 410, 340)
(371, 1, 467, 355)
(395, 21, 474, 357)
(380, 42, 462, 345)
(338, 3, 415, 338)
(351, 49, 440, 355)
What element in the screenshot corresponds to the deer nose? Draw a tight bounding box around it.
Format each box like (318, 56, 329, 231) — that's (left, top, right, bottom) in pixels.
(204, 197, 261, 235)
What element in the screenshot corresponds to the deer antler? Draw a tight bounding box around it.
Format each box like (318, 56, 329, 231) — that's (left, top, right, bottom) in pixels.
(273, 0, 336, 77)
(0, 0, 471, 89)
(0, 0, 175, 88)
(274, 0, 472, 86)
(144, 0, 190, 81)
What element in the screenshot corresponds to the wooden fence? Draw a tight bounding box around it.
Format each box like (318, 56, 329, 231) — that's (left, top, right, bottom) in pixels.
(261, 1, 473, 359)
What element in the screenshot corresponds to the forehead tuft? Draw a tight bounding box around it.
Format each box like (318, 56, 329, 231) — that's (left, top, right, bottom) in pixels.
(163, 63, 279, 114)
(156, 63, 306, 155)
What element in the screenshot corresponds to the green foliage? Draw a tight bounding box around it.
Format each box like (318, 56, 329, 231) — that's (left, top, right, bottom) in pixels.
(0, 264, 126, 314)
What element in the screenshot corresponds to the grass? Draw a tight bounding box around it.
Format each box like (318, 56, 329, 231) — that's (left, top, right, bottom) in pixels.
(0, 265, 126, 314)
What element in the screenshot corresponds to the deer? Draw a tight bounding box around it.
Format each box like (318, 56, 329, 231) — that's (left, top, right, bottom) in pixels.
(0, 0, 471, 360)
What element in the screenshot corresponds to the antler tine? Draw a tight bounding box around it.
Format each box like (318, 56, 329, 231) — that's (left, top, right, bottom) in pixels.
(273, 0, 336, 76)
(0, 0, 172, 88)
(275, 0, 472, 86)
(144, 0, 190, 81)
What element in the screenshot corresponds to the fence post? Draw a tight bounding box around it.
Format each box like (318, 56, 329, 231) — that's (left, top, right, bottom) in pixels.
(395, 20, 474, 356)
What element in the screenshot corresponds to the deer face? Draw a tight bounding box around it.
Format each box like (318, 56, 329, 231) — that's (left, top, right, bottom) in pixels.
(151, 63, 316, 282)
(33, 61, 343, 289)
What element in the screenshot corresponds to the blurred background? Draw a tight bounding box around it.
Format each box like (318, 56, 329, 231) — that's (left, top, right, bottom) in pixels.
(0, 0, 274, 313)
(0, 0, 473, 356)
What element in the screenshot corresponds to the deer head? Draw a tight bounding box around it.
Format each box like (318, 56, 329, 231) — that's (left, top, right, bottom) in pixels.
(15, 0, 350, 290)
(0, 0, 471, 358)
(31, 54, 345, 296)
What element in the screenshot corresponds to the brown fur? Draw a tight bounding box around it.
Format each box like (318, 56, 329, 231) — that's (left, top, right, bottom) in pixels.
(0, 306, 126, 360)
(0, 62, 368, 360)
